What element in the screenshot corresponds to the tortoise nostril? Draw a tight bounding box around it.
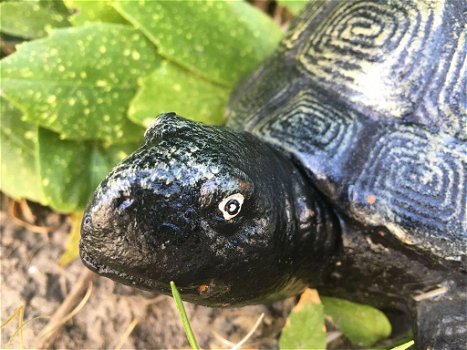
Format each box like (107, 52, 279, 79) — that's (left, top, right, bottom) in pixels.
(118, 198, 135, 212)
(113, 195, 135, 213)
(83, 215, 92, 227)
(81, 215, 93, 237)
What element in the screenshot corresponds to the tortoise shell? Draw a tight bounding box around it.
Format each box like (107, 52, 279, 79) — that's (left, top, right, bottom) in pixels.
(227, 0, 466, 265)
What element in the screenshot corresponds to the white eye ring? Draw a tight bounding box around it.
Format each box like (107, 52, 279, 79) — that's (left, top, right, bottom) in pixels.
(218, 193, 244, 221)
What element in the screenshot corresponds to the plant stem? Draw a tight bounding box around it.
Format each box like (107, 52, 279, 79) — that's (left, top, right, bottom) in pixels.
(170, 281, 200, 350)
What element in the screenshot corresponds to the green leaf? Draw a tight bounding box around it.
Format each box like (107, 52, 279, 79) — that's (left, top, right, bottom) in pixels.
(64, 0, 127, 26)
(129, 61, 229, 127)
(37, 128, 138, 213)
(170, 281, 200, 350)
(1, 24, 159, 143)
(59, 212, 83, 266)
(322, 296, 392, 347)
(279, 289, 326, 349)
(114, 0, 282, 86)
(0, 97, 45, 204)
(0, 0, 70, 39)
(276, 0, 308, 15)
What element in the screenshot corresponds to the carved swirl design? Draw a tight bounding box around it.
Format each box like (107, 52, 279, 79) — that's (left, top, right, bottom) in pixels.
(352, 125, 466, 239)
(281, 0, 330, 50)
(296, 0, 447, 121)
(418, 26, 466, 139)
(227, 54, 299, 131)
(254, 90, 359, 159)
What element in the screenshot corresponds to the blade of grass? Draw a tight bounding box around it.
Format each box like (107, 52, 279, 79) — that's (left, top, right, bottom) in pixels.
(34, 269, 94, 348)
(391, 340, 415, 350)
(231, 312, 264, 350)
(114, 318, 139, 350)
(1, 305, 25, 349)
(2, 315, 50, 349)
(170, 281, 200, 350)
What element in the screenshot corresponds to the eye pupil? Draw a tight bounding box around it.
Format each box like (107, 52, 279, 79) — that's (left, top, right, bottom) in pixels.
(225, 199, 240, 215)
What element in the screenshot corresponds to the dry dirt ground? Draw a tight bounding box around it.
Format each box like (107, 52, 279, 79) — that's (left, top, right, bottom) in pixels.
(1, 199, 296, 349)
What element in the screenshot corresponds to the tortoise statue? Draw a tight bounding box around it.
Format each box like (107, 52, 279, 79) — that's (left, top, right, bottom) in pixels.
(80, 0, 466, 348)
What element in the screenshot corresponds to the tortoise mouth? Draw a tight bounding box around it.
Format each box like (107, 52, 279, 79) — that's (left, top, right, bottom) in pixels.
(79, 248, 234, 305)
(80, 248, 169, 293)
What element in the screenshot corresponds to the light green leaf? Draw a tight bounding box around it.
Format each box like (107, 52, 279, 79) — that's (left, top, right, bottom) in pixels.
(59, 212, 84, 266)
(37, 128, 138, 213)
(1, 24, 159, 143)
(391, 340, 415, 350)
(0, 97, 45, 204)
(129, 61, 229, 127)
(114, 0, 282, 86)
(322, 296, 392, 347)
(0, 0, 70, 39)
(64, 0, 127, 26)
(276, 0, 308, 15)
(279, 289, 326, 349)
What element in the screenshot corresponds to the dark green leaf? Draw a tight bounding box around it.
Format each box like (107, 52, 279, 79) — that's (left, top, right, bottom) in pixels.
(64, 0, 127, 26)
(40, 0, 70, 15)
(37, 128, 139, 212)
(322, 296, 392, 347)
(129, 61, 229, 127)
(279, 289, 326, 349)
(0, 0, 70, 39)
(114, 0, 282, 86)
(0, 97, 45, 203)
(1, 24, 159, 143)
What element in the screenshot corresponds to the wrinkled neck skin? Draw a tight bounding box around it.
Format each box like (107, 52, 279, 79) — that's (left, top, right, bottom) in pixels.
(263, 145, 341, 298)
(314, 213, 460, 313)
(278, 153, 341, 285)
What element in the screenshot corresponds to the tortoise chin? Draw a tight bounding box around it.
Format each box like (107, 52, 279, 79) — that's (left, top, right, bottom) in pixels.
(80, 113, 325, 306)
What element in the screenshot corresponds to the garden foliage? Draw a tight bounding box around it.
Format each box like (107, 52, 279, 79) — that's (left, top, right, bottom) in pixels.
(0, 0, 281, 212)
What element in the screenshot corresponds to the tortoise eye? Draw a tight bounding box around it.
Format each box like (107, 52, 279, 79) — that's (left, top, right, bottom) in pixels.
(218, 193, 244, 220)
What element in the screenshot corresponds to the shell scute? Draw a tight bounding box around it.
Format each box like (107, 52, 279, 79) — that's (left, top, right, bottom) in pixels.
(348, 125, 466, 260)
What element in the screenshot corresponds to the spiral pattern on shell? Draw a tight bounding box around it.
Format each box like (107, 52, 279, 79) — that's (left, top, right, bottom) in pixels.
(417, 25, 466, 139)
(254, 90, 360, 159)
(227, 54, 300, 131)
(281, 0, 330, 51)
(351, 125, 466, 242)
(296, 0, 449, 122)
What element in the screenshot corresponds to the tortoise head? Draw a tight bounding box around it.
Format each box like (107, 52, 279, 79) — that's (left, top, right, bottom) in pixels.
(80, 113, 331, 306)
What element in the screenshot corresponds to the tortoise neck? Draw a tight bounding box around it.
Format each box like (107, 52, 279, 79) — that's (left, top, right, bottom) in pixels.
(269, 147, 341, 279)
